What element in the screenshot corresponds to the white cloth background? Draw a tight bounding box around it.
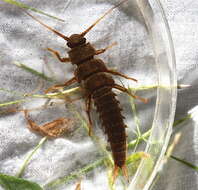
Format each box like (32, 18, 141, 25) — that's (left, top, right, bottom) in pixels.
(0, 0, 197, 190)
(152, 0, 198, 189)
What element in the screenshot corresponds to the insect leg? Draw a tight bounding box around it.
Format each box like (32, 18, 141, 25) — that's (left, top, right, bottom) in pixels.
(113, 84, 148, 103)
(95, 42, 117, 55)
(46, 48, 71, 62)
(85, 95, 93, 136)
(112, 165, 128, 183)
(45, 77, 77, 93)
(112, 166, 119, 183)
(104, 70, 138, 82)
(112, 165, 129, 183)
(121, 165, 129, 182)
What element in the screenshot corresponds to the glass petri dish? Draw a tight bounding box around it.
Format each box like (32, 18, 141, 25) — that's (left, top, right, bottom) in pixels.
(0, 0, 177, 190)
(128, 0, 177, 189)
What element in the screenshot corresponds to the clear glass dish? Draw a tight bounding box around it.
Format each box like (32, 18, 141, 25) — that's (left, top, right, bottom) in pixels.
(0, 0, 177, 190)
(128, 0, 177, 189)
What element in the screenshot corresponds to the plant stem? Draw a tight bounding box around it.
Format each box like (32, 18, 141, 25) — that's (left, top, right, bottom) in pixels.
(16, 137, 47, 178)
(2, 0, 65, 22)
(44, 158, 105, 189)
(13, 62, 55, 82)
(128, 129, 151, 149)
(173, 114, 192, 127)
(0, 99, 26, 107)
(170, 155, 198, 171)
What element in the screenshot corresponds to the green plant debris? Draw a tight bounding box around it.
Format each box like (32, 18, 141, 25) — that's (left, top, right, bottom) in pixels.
(129, 90, 143, 152)
(167, 116, 198, 172)
(129, 85, 157, 91)
(140, 155, 154, 180)
(30, 87, 82, 99)
(43, 128, 152, 188)
(0, 99, 26, 107)
(0, 4, 192, 187)
(130, 94, 141, 136)
(0, 88, 24, 96)
(128, 129, 151, 149)
(13, 62, 55, 82)
(173, 114, 192, 127)
(0, 57, 194, 190)
(70, 104, 113, 165)
(16, 137, 47, 178)
(170, 155, 198, 172)
(127, 152, 152, 176)
(0, 174, 43, 190)
(41, 103, 112, 188)
(0, 87, 82, 110)
(129, 84, 188, 91)
(1, 83, 188, 109)
(2, 0, 64, 22)
(127, 152, 149, 165)
(44, 158, 105, 189)
(107, 152, 152, 189)
(0, 91, 194, 189)
(166, 133, 181, 158)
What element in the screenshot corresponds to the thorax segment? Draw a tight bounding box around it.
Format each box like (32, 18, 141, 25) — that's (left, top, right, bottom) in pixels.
(68, 43, 95, 65)
(75, 59, 107, 82)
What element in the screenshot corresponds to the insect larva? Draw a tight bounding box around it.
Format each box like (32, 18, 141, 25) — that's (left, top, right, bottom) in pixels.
(23, 0, 147, 180)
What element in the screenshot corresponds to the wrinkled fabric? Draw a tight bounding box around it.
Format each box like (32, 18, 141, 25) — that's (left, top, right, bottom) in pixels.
(0, 0, 197, 190)
(152, 0, 198, 189)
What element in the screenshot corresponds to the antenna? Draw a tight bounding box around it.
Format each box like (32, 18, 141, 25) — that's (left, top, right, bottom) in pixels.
(24, 10, 70, 42)
(80, 0, 128, 36)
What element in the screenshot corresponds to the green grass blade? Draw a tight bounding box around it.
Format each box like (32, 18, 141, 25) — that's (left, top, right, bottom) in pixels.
(2, 0, 64, 22)
(14, 62, 55, 82)
(130, 97, 141, 136)
(129, 89, 143, 152)
(166, 133, 181, 158)
(129, 84, 190, 91)
(0, 79, 193, 190)
(170, 155, 198, 171)
(44, 158, 104, 188)
(29, 87, 82, 99)
(0, 174, 43, 190)
(16, 137, 47, 178)
(0, 99, 25, 107)
(45, 128, 152, 188)
(127, 152, 152, 176)
(173, 114, 192, 127)
(128, 129, 151, 149)
(0, 88, 24, 96)
(68, 103, 113, 165)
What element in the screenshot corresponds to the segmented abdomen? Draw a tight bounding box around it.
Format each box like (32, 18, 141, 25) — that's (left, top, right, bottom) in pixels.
(92, 86, 127, 168)
(77, 58, 127, 168)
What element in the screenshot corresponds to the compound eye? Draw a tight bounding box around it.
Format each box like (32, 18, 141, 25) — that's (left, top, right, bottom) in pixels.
(67, 41, 74, 48)
(80, 38, 86, 44)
